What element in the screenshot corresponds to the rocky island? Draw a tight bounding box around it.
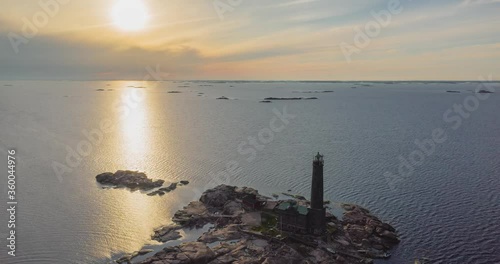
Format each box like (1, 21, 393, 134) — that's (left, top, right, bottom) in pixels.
(131, 154, 399, 264)
(96, 170, 189, 196)
(135, 184, 399, 264)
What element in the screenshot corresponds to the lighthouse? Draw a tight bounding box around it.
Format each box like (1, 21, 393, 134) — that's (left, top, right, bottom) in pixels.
(309, 152, 326, 235)
(275, 152, 327, 236)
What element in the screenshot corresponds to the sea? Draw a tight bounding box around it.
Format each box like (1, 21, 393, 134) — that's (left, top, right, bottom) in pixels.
(0, 80, 499, 264)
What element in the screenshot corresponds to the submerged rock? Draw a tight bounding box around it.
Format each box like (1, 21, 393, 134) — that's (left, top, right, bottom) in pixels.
(116, 249, 155, 264)
(159, 182, 178, 193)
(147, 181, 191, 196)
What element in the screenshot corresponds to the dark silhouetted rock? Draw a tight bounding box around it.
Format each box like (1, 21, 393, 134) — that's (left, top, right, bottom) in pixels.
(96, 170, 164, 191)
(477, 89, 494, 94)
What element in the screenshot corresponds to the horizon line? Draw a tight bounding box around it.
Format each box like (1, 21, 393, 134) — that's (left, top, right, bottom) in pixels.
(1, 79, 499, 82)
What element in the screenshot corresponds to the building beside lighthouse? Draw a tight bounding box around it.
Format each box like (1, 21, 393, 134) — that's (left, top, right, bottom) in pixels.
(275, 153, 326, 235)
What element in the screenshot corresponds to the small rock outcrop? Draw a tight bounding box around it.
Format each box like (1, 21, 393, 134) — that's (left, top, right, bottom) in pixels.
(96, 171, 164, 191)
(152, 225, 183, 243)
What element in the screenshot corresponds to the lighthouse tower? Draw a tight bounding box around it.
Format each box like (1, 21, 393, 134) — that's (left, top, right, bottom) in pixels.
(309, 152, 326, 235)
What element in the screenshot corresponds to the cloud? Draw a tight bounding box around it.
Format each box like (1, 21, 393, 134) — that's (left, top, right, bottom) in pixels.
(459, 0, 500, 7)
(0, 32, 205, 80)
(0, 0, 499, 80)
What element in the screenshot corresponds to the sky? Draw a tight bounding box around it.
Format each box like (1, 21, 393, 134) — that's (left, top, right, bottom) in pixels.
(0, 0, 499, 80)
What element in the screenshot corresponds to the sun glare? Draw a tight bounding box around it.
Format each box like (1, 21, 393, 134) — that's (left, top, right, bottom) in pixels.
(112, 0, 149, 31)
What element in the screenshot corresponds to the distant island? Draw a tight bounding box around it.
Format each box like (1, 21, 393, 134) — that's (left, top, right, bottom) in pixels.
(263, 97, 318, 101)
(477, 89, 494, 94)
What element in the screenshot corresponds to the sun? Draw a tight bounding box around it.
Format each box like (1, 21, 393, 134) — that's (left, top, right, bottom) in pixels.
(112, 0, 149, 31)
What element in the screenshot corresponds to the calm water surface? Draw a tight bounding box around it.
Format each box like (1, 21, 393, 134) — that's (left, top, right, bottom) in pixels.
(0, 81, 499, 263)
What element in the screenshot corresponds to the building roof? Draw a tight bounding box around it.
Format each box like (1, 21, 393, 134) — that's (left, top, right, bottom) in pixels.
(276, 202, 309, 216)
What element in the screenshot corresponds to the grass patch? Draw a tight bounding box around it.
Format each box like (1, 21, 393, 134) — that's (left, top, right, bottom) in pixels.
(251, 213, 281, 237)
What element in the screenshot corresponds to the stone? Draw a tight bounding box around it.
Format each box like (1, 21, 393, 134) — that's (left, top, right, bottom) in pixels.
(138, 249, 154, 255)
(198, 225, 244, 244)
(139, 242, 215, 264)
(223, 201, 244, 216)
(152, 225, 183, 243)
(200, 185, 236, 208)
